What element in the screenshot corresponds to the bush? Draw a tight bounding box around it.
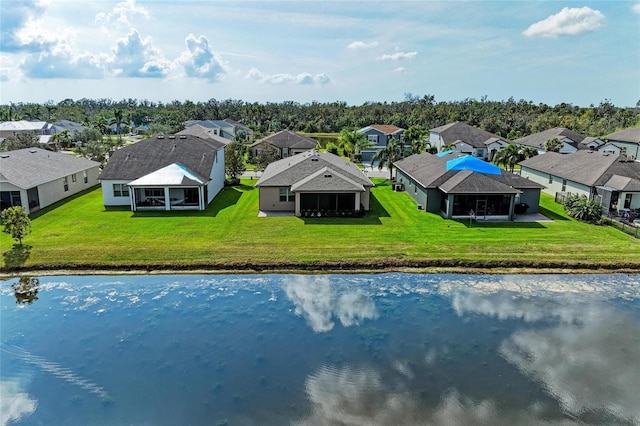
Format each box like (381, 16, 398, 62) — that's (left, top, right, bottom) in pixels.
(563, 195, 603, 224)
(326, 142, 339, 155)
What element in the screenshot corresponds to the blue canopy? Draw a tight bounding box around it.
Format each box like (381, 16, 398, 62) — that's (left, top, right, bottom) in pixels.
(446, 155, 501, 175)
(436, 150, 455, 157)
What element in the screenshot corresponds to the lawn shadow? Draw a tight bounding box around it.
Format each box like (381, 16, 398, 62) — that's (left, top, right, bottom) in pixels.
(3, 244, 32, 268)
(130, 186, 247, 218)
(30, 185, 101, 219)
(369, 192, 391, 218)
(538, 206, 570, 221)
(458, 220, 547, 229)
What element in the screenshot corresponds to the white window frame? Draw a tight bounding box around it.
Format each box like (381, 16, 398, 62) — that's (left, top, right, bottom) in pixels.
(113, 183, 130, 197)
(279, 187, 294, 202)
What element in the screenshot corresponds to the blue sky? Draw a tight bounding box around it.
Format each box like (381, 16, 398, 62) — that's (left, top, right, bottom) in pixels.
(1, 0, 639, 107)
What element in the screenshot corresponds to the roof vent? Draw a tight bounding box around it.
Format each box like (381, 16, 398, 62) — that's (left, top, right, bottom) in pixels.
(311, 158, 319, 162)
(180, 135, 187, 139)
(324, 173, 332, 178)
(168, 135, 176, 139)
(29, 149, 37, 153)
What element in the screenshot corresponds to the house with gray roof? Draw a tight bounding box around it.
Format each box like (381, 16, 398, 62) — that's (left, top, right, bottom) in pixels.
(394, 152, 544, 220)
(429, 122, 509, 161)
(0, 147, 100, 214)
(250, 130, 318, 159)
(513, 128, 588, 154)
(357, 124, 405, 163)
(99, 134, 225, 211)
(519, 150, 640, 214)
(176, 125, 231, 146)
(184, 119, 253, 141)
(605, 126, 640, 160)
(255, 150, 373, 216)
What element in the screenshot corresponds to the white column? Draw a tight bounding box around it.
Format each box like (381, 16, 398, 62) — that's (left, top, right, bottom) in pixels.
(164, 187, 170, 211)
(295, 193, 301, 216)
(355, 192, 361, 211)
(129, 187, 136, 212)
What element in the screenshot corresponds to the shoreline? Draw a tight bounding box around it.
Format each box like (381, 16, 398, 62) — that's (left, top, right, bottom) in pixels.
(2, 260, 640, 278)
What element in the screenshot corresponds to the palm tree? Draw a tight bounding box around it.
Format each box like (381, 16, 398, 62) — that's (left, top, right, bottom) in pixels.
(338, 129, 371, 160)
(403, 126, 427, 154)
(372, 138, 407, 180)
(544, 137, 562, 152)
(112, 109, 124, 146)
(50, 130, 72, 150)
(440, 142, 457, 152)
(493, 144, 520, 172)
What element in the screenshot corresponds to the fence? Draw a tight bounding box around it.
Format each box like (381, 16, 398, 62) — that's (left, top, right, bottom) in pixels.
(601, 215, 640, 239)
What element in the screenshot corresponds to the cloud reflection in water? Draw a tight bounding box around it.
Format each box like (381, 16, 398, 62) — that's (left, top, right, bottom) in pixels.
(284, 276, 378, 333)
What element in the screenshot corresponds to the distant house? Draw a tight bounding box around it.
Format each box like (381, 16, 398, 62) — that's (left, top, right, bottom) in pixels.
(0, 147, 100, 214)
(428, 122, 508, 161)
(184, 119, 254, 141)
(176, 125, 232, 146)
(51, 120, 87, 135)
(250, 130, 318, 159)
(357, 124, 405, 163)
(394, 152, 544, 220)
(255, 150, 374, 216)
(0, 120, 56, 149)
(519, 150, 640, 213)
(99, 135, 225, 211)
(513, 128, 588, 154)
(605, 127, 640, 160)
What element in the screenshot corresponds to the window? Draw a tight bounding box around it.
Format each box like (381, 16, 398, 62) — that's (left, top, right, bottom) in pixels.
(113, 183, 130, 197)
(63, 177, 69, 192)
(144, 188, 163, 198)
(71, 173, 77, 183)
(83, 171, 88, 184)
(279, 187, 293, 202)
(367, 135, 379, 144)
(561, 179, 567, 192)
(548, 174, 553, 184)
(625, 194, 632, 209)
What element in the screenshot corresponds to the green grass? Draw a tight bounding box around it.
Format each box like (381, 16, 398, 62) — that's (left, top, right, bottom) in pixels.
(2, 179, 640, 270)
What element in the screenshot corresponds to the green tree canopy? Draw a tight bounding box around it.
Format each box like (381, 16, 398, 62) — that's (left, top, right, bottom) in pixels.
(544, 137, 562, 152)
(225, 141, 246, 184)
(1, 206, 32, 245)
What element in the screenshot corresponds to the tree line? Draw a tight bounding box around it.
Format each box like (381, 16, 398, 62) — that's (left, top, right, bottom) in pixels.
(2, 95, 638, 140)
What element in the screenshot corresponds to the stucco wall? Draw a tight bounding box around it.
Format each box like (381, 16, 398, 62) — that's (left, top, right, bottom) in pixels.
(101, 180, 132, 206)
(259, 186, 294, 211)
(520, 167, 591, 198)
(207, 149, 225, 203)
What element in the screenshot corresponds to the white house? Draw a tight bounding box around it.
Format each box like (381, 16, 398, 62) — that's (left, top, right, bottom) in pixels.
(99, 135, 225, 211)
(0, 147, 100, 214)
(429, 122, 509, 161)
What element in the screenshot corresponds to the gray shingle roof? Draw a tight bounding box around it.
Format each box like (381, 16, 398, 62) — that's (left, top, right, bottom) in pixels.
(290, 166, 365, 192)
(0, 147, 100, 189)
(601, 175, 640, 192)
(256, 150, 372, 191)
(605, 127, 640, 144)
(429, 122, 506, 148)
(394, 152, 543, 193)
(519, 150, 640, 187)
(99, 135, 223, 182)
(250, 130, 318, 150)
(514, 128, 586, 150)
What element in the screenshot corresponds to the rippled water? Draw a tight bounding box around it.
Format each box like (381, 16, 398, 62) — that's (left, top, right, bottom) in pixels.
(1, 273, 639, 425)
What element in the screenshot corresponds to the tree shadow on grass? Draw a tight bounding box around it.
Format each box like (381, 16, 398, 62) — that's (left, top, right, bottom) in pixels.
(130, 186, 246, 218)
(3, 244, 32, 268)
(538, 205, 570, 221)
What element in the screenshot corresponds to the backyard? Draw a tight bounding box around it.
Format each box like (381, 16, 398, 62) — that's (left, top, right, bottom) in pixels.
(2, 178, 640, 272)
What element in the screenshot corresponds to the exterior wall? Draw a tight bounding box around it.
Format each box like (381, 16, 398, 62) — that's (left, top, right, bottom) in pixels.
(0, 183, 28, 213)
(517, 189, 541, 213)
(559, 138, 578, 154)
(207, 149, 225, 203)
(33, 166, 100, 211)
(599, 144, 622, 155)
(486, 141, 508, 161)
(429, 132, 445, 151)
(396, 170, 427, 209)
(258, 186, 294, 211)
(620, 192, 640, 210)
(520, 166, 591, 198)
(361, 188, 371, 210)
(101, 180, 132, 206)
(611, 141, 640, 159)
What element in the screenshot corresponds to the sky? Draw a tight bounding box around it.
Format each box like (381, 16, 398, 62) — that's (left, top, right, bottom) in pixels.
(1, 0, 639, 107)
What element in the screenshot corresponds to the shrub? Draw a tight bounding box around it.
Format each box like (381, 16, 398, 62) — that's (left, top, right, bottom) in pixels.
(564, 195, 603, 224)
(326, 142, 339, 155)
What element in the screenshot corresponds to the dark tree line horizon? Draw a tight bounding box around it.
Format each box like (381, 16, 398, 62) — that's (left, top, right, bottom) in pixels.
(2, 94, 638, 140)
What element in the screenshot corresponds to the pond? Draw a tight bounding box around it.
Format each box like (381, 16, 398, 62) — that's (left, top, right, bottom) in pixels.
(1, 273, 639, 425)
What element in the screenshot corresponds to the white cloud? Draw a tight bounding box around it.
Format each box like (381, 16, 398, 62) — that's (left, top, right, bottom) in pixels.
(283, 276, 377, 332)
(378, 51, 418, 61)
(0, 0, 46, 52)
(246, 68, 330, 86)
(347, 40, 379, 49)
(95, 0, 149, 30)
(523, 7, 605, 37)
(0, 380, 37, 425)
(0, 69, 9, 82)
(110, 30, 170, 78)
(178, 34, 228, 81)
(633, 3, 640, 14)
(393, 67, 406, 73)
(20, 46, 105, 79)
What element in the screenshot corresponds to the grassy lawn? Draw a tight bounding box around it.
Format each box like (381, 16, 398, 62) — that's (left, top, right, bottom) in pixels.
(2, 179, 640, 270)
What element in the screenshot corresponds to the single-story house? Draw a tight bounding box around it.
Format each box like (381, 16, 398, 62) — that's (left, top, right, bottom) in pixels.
(184, 119, 253, 141)
(0, 147, 101, 214)
(0, 120, 53, 139)
(394, 152, 544, 220)
(513, 127, 588, 154)
(255, 150, 374, 216)
(250, 130, 318, 159)
(605, 126, 640, 160)
(357, 124, 405, 163)
(428, 122, 509, 161)
(99, 134, 225, 211)
(519, 150, 640, 214)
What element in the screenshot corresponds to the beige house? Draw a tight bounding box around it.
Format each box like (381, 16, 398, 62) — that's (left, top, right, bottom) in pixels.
(0, 147, 100, 214)
(250, 130, 318, 159)
(255, 150, 374, 216)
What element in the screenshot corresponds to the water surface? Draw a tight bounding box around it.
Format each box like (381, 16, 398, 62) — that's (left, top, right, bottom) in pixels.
(1, 273, 639, 425)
